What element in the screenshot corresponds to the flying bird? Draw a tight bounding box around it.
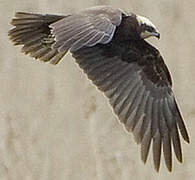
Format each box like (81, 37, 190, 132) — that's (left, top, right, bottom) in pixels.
(8, 6, 189, 172)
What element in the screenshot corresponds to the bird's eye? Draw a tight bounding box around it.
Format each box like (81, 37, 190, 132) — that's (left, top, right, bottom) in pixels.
(141, 24, 155, 32)
(146, 26, 154, 32)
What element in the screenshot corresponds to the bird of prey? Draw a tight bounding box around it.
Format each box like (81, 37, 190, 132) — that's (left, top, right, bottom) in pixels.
(8, 6, 189, 172)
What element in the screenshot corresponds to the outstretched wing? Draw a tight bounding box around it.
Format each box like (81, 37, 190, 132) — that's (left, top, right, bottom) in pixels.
(72, 42, 189, 172)
(50, 6, 124, 52)
(9, 6, 125, 64)
(8, 12, 68, 64)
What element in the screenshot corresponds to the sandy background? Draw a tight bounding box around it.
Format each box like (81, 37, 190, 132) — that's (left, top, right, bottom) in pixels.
(0, 0, 195, 179)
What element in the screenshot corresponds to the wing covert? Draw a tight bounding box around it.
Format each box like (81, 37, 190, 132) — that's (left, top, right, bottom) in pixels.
(50, 6, 124, 52)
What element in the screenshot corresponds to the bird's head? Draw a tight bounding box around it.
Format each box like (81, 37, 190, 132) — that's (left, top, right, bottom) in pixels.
(136, 15, 160, 39)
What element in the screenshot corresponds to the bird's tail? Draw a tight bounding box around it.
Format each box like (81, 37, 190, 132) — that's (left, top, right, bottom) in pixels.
(8, 12, 68, 65)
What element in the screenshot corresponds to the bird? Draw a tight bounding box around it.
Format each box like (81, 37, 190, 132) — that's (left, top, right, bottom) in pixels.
(8, 5, 189, 172)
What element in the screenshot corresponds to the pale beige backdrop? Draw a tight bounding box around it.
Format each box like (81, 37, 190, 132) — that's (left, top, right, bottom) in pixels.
(0, 0, 195, 179)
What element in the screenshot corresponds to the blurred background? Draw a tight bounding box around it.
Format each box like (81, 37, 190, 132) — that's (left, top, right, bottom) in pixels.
(0, 0, 195, 179)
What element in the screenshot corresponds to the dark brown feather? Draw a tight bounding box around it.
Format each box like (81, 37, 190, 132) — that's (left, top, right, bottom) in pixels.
(72, 37, 189, 171)
(9, 12, 66, 64)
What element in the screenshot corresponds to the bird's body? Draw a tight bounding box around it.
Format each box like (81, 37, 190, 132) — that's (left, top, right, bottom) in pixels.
(8, 6, 189, 172)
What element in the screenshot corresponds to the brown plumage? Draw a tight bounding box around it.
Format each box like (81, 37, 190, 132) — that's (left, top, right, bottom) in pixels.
(8, 6, 189, 172)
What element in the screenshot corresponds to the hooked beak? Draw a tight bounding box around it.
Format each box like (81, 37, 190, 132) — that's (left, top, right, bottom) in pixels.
(152, 31, 160, 39)
(140, 30, 160, 39)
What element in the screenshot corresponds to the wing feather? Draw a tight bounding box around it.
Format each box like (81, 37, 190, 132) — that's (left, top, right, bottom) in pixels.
(109, 67, 136, 104)
(123, 81, 143, 130)
(50, 6, 123, 52)
(133, 90, 150, 144)
(125, 84, 145, 127)
(55, 23, 93, 42)
(159, 99, 172, 171)
(111, 67, 136, 109)
(153, 130, 162, 172)
(70, 30, 101, 52)
(117, 77, 141, 122)
(141, 119, 152, 163)
(171, 124, 182, 162)
(9, 12, 67, 64)
(98, 64, 131, 92)
(55, 28, 94, 51)
(72, 41, 189, 171)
